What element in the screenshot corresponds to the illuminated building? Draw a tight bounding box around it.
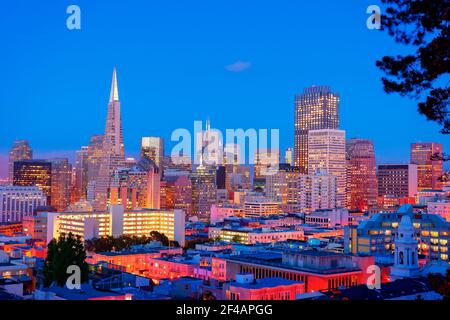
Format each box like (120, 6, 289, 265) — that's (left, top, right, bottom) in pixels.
(390, 215, 420, 279)
(49, 158, 72, 212)
(141, 137, 164, 170)
(227, 165, 252, 191)
(208, 226, 304, 244)
(94, 68, 125, 211)
(0, 223, 22, 236)
(411, 142, 443, 191)
(13, 160, 52, 205)
(86, 134, 104, 187)
(72, 146, 88, 202)
(304, 208, 349, 228)
(0, 251, 28, 279)
(284, 148, 293, 166)
(22, 214, 48, 241)
(8, 140, 32, 184)
(346, 139, 378, 212)
(265, 167, 298, 204)
(427, 201, 450, 222)
(377, 164, 418, 199)
(45, 204, 185, 246)
(109, 158, 160, 210)
(212, 250, 374, 293)
(308, 129, 346, 207)
(190, 162, 217, 221)
(344, 205, 450, 262)
(254, 149, 279, 178)
(294, 86, 339, 173)
(0, 186, 47, 223)
(286, 171, 337, 214)
(243, 197, 280, 218)
(223, 274, 305, 300)
(147, 255, 197, 280)
(87, 245, 183, 276)
(210, 204, 244, 224)
(160, 170, 193, 217)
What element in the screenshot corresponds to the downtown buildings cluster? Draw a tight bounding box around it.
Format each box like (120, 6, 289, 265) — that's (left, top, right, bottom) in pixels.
(0, 69, 449, 300)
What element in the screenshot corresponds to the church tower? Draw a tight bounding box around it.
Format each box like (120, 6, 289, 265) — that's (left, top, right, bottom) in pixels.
(390, 215, 420, 280)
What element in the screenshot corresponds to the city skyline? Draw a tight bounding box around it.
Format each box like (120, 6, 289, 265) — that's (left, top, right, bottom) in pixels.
(1, 1, 449, 179)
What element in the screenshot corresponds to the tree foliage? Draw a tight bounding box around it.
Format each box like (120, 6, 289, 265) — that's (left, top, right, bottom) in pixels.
(84, 232, 178, 253)
(376, 0, 449, 133)
(43, 232, 89, 287)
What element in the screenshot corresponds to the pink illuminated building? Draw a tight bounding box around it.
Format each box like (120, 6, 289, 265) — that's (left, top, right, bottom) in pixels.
(87, 247, 183, 276)
(212, 250, 376, 293)
(346, 139, 377, 212)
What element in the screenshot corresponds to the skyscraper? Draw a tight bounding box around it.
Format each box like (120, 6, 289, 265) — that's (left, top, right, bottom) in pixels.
(72, 146, 89, 202)
(190, 162, 217, 221)
(294, 86, 339, 173)
(109, 158, 160, 210)
(8, 140, 32, 183)
(13, 160, 52, 205)
(346, 139, 378, 212)
(308, 129, 346, 207)
(49, 158, 72, 212)
(141, 137, 164, 170)
(377, 164, 418, 198)
(93, 68, 125, 211)
(284, 148, 293, 166)
(410, 142, 443, 191)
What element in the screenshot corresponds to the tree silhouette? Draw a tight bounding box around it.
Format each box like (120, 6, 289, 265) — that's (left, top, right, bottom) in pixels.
(43, 233, 89, 287)
(376, 0, 449, 133)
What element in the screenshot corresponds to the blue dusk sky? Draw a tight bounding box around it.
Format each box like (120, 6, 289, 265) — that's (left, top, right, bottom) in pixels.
(0, 0, 448, 177)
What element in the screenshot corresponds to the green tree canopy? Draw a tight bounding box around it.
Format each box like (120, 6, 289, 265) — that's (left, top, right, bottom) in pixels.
(43, 232, 89, 287)
(376, 0, 449, 133)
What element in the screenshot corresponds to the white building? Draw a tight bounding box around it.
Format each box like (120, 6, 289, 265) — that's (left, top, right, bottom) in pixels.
(45, 204, 185, 246)
(308, 129, 346, 207)
(286, 172, 337, 214)
(390, 215, 420, 280)
(0, 186, 47, 223)
(243, 196, 280, 218)
(304, 208, 349, 228)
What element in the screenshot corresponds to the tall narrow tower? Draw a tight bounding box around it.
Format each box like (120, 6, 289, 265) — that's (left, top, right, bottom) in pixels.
(93, 68, 125, 211)
(294, 86, 339, 173)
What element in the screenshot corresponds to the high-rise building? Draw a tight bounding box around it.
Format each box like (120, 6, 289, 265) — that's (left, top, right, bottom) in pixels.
(410, 142, 443, 191)
(13, 160, 52, 205)
(346, 139, 378, 212)
(294, 86, 339, 173)
(8, 140, 32, 184)
(254, 148, 279, 178)
(86, 134, 104, 184)
(109, 158, 160, 210)
(161, 169, 193, 217)
(94, 68, 125, 210)
(286, 171, 337, 214)
(49, 158, 72, 212)
(377, 164, 418, 198)
(0, 186, 47, 223)
(308, 129, 346, 207)
(141, 137, 164, 170)
(190, 163, 217, 221)
(72, 146, 89, 202)
(284, 148, 293, 166)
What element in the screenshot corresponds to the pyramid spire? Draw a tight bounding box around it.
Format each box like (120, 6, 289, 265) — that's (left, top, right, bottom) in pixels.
(109, 67, 119, 102)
